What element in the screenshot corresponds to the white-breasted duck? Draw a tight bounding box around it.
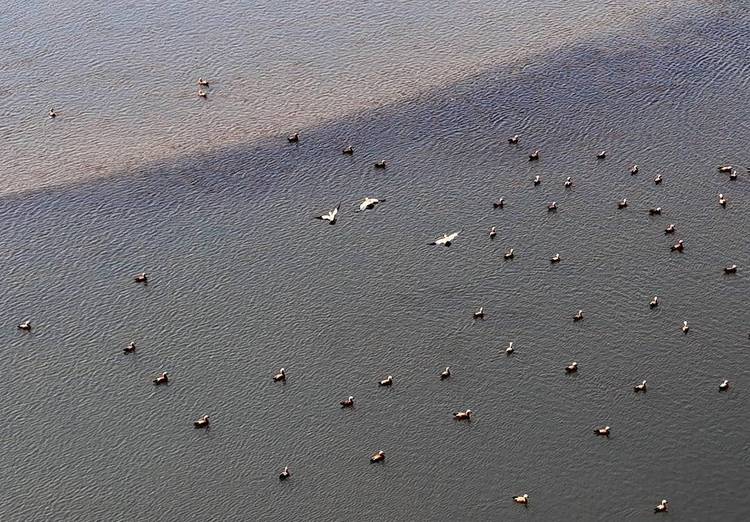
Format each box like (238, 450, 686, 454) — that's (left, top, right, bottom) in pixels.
(370, 450, 385, 463)
(453, 409, 473, 421)
(634, 380, 647, 392)
(724, 264, 737, 274)
(573, 310, 584, 321)
(340, 396, 354, 407)
(379, 375, 393, 386)
(565, 362, 578, 373)
(594, 425, 610, 437)
(194, 415, 210, 428)
(440, 366, 451, 379)
(273, 368, 286, 382)
(529, 150, 540, 160)
(153, 372, 169, 385)
(671, 239, 684, 252)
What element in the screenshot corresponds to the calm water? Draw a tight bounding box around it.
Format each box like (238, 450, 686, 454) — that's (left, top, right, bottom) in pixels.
(2, 1, 749, 521)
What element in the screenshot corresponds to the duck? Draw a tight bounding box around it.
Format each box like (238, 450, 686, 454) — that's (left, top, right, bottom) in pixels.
(493, 198, 505, 209)
(473, 307, 484, 320)
(374, 160, 387, 169)
(197, 78, 209, 86)
(17, 320, 31, 331)
(550, 253, 561, 263)
(718, 193, 727, 207)
(649, 296, 659, 308)
(342, 145, 354, 155)
(513, 494, 529, 505)
(573, 310, 584, 321)
(356, 197, 385, 212)
(504, 248, 515, 259)
(547, 201, 558, 212)
(594, 425, 610, 437)
(279, 466, 290, 480)
(533, 175, 541, 186)
(124, 342, 136, 353)
(340, 396, 354, 407)
(634, 380, 647, 392)
(287, 132, 299, 143)
(597, 150, 606, 159)
(654, 499, 668, 513)
(370, 450, 385, 463)
(440, 366, 451, 379)
(273, 368, 286, 382)
(630, 164, 639, 175)
(565, 362, 578, 373)
(453, 409, 473, 420)
(134, 272, 148, 284)
(48, 108, 57, 118)
(506, 342, 514, 355)
(564, 176, 572, 188)
(197, 89, 207, 98)
(654, 174, 663, 184)
(648, 207, 662, 215)
(194, 415, 210, 428)
(671, 239, 684, 252)
(719, 379, 729, 391)
(315, 203, 340, 224)
(729, 169, 738, 180)
(664, 223, 676, 234)
(724, 264, 737, 274)
(529, 150, 540, 161)
(153, 372, 169, 385)
(508, 135, 519, 144)
(682, 320, 689, 333)
(717, 165, 732, 173)
(379, 375, 393, 386)
(429, 231, 460, 247)
(489, 226, 496, 239)
(617, 198, 628, 209)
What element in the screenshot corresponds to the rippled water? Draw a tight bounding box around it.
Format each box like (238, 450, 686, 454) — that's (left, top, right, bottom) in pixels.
(2, 1, 749, 521)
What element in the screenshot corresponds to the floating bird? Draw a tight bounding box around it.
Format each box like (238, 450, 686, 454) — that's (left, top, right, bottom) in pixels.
(504, 248, 515, 259)
(506, 342, 514, 355)
(566, 362, 578, 373)
(370, 450, 385, 463)
(273, 368, 286, 382)
(430, 231, 459, 247)
(374, 160, 387, 169)
(718, 193, 727, 207)
(440, 366, 451, 379)
(279, 466, 290, 480)
(17, 320, 31, 331)
(287, 132, 299, 143)
(134, 272, 148, 284)
(617, 198, 628, 209)
(356, 197, 385, 212)
(529, 150, 540, 161)
(533, 175, 541, 186)
(594, 425, 610, 437)
(513, 494, 529, 506)
(724, 264, 737, 274)
(650, 296, 659, 308)
(573, 310, 584, 321)
(597, 150, 606, 159)
(550, 253, 561, 263)
(197, 78, 209, 86)
(315, 203, 340, 224)
(547, 201, 558, 212)
(664, 224, 675, 234)
(473, 307, 484, 320)
(508, 135, 519, 144)
(634, 380, 647, 392)
(648, 207, 662, 215)
(489, 226, 496, 239)
(48, 108, 57, 118)
(654, 499, 668, 513)
(340, 396, 354, 407)
(654, 174, 663, 184)
(717, 165, 732, 173)
(564, 176, 572, 188)
(671, 239, 684, 252)
(453, 409, 473, 421)
(197, 89, 207, 98)
(630, 164, 639, 175)
(124, 342, 136, 353)
(719, 379, 729, 391)
(153, 372, 169, 385)
(194, 415, 210, 428)
(682, 320, 689, 333)
(379, 375, 393, 386)
(493, 198, 505, 209)
(342, 145, 354, 154)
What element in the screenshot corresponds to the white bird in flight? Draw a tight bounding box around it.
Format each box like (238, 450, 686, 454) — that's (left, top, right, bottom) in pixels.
(429, 231, 460, 246)
(356, 197, 385, 212)
(315, 203, 340, 224)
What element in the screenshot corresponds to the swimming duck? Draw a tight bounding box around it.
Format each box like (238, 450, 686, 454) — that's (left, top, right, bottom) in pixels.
(550, 253, 561, 263)
(504, 248, 515, 259)
(124, 342, 136, 353)
(718, 193, 727, 207)
(597, 150, 606, 159)
(279, 466, 290, 480)
(529, 150, 540, 161)
(573, 310, 584, 321)
(654, 174, 663, 184)
(134, 272, 148, 283)
(493, 198, 505, 209)
(649, 296, 659, 308)
(370, 450, 385, 463)
(617, 198, 628, 209)
(547, 201, 558, 211)
(440, 366, 451, 379)
(473, 307, 484, 320)
(340, 396, 354, 407)
(374, 160, 387, 169)
(197, 89, 207, 98)
(356, 197, 385, 212)
(564, 176, 572, 188)
(682, 320, 689, 333)
(724, 264, 737, 274)
(489, 226, 496, 239)
(719, 379, 729, 391)
(194, 415, 210, 428)
(17, 320, 31, 331)
(273, 368, 286, 382)
(379, 375, 393, 386)
(594, 425, 610, 437)
(654, 499, 668, 513)
(197, 78, 209, 86)
(287, 132, 299, 143)
(717, 165, 732, 173)
(630, 164, 639, 175)
(671, 239, 684, 252)
(634, 380, 647, 392)
(453, 409, 473, 421)
(342, 145, 354, 154)
(729, 169, 737, 180)
(508, 135, 519, 144)
(513, 494, 529, 505)
(429, 231, 460, 247)
(565, 362, 578, 373)
(533, 175, 541, 186)
(648, 207, 662, 215)
(48, 108, 57, 118)
(506, 342, 514, 355)
(664, 223, 676, 234)
(315, 203, 340, 224)
(153, 372, 169, 385)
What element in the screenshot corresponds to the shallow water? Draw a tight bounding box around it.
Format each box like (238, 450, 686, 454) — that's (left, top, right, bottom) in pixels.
(2, 1, 750, 521)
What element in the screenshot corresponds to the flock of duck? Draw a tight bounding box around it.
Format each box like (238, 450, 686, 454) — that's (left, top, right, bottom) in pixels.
(37, 88, 745, 514)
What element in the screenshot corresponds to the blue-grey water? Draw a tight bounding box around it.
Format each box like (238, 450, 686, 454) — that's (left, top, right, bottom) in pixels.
(1, 1, 749, 520)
